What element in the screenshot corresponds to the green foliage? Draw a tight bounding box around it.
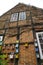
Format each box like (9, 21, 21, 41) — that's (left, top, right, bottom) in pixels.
(0, 55, 7, 59)
(0, 55, 8, 65)
(0, 59, 8, 65)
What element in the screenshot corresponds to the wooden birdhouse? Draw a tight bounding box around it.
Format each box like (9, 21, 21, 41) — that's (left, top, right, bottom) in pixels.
(24, 43, 28, 48)
(15, 54, 19, 59)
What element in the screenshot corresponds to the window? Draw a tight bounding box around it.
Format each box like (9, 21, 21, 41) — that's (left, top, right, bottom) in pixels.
(10, 12, 26, 22)
(10, 13, 18, 22)
(36, 32, 43, 59)
(19, 12, 26, 20)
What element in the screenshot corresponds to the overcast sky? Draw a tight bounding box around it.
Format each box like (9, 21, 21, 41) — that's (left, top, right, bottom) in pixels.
(0, 0, 43, 16)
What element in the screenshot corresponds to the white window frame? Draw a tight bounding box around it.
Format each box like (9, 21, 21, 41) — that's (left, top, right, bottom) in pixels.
(36, 32, 43, 59)
(19, 12, 26, 20)
(10, 13, 18, 22)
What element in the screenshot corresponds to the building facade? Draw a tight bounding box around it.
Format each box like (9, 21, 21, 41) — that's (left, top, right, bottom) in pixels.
(0, 3, 43, 65)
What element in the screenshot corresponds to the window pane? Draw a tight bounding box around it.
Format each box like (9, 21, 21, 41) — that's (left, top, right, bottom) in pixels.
(41, 44, 43, 49)
(19, 12, 26, 20)
(38, 34, 41, 37)
(10, 13, 18, 21)
(38, 34, 43, 43)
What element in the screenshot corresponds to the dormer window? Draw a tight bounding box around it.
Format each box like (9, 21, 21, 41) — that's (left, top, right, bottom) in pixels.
(19, 12, 26, 20)
(36, 32, 43, 59)
(10, 13, 18, 22)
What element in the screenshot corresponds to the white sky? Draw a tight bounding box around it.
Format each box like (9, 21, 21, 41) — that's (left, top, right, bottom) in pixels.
(0, 0, 43, 16)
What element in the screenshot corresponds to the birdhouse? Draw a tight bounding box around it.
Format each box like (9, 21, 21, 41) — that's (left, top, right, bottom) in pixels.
(24, 43, 28, 48)
(16, 49, 19, 53)
(16, 40, 19, 43)
(35, 48, 39, 52)
(15, 54, 19, 59)
(9, 54, 14, 59)
(15, 44, 19, 48)
(34, 43, 38, 47)
(36, 53, 39, 58)
(34, 39, 38, 47)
